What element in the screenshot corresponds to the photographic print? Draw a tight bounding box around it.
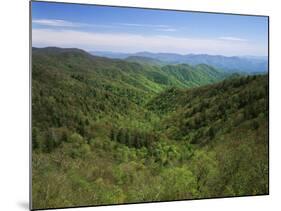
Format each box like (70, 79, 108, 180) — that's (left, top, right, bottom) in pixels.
(31, 1, 269, 210)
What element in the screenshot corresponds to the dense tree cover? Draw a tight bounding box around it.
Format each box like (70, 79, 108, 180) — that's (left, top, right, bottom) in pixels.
(32, 47, 268, 209)
(148, 75, 268, 144)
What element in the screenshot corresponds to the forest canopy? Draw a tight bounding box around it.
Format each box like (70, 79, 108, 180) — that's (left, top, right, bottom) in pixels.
(32, 47, 268, 209)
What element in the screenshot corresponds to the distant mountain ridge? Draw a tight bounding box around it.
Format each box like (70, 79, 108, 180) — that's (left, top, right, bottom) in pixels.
(125, 56, 165, 66)
(32, 47, 228, 102)
(90, 51, 268, 73)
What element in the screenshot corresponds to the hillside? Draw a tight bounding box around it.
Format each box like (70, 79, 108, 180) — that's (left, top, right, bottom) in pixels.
(32, 47, 268, 209)
(147, 74, 268, 144)
(32, 47, 227, 103)
(125, 56, 165, 66)
(91, 51, 268, 73)
(32, 47, 228, 153)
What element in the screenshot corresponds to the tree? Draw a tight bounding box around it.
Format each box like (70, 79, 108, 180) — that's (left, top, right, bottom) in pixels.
(110, 128, 116, 141)
(160, 166, 198, 200)
(32, 127, 39, 150)
(116, 128, 126, 145)
(208, 126, 215, 139)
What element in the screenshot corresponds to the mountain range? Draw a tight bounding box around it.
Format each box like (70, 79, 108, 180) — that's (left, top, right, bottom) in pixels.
(91, 51, 268, 73)
(32, 47, 268, 209)
(33, 47, 229, 95)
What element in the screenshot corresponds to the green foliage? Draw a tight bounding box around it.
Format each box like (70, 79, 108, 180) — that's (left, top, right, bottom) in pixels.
(148, 74, 268, 145)
(111, 127, 158, 149)
(160, 167, 198, 200)
(32, 47, 268, 209)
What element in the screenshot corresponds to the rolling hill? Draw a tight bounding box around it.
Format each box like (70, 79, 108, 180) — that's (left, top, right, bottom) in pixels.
(33, 47, 228, 99)
(32, 47, 268, 209)
(91, 51, 268, 73)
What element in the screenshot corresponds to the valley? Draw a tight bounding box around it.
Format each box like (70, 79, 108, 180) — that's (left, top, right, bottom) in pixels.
(32, 47, 268, 209)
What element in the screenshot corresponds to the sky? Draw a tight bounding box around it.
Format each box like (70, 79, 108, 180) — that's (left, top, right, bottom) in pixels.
(32, 1, 268, 56)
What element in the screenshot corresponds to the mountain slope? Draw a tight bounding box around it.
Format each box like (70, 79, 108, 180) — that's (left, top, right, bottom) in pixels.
(32, 47, 268, 209)
(147, 74, 268, 144)
(33, 47, 228, 96)
(32, 47, 228, 145)
(146, 74, 268, 196)
(161, 64, 226, 87)
(91, 50, 268, 73)
(125, 56, 165, 66)
(135, 52, 268, 73)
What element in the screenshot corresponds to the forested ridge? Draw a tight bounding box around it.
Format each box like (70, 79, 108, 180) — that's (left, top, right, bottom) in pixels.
(32, 47, 268, 209)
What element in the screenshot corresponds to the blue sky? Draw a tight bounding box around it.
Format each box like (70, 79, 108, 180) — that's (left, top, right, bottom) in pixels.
(32, 1, 268, 56)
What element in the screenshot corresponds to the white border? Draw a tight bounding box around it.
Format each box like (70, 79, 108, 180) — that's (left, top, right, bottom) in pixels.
(1, 0, 280, 211)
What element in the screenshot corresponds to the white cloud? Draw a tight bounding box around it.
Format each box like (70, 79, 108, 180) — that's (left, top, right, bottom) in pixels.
(117, 23, 177, 32)
(32, 19, 79, 27)
(156, 28, 177, 32)
(32, 28, 267, 56)
(32, 19, 178, 33)
(219, 36, 247, 42)
(117, 23, 169, 28)
(32, 19, 117, 28)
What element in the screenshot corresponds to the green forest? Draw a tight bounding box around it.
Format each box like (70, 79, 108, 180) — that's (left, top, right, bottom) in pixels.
(32, 47, 268, 209)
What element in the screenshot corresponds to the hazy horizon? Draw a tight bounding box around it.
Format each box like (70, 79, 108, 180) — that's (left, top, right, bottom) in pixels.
(32, 45, 268, 58)
(32, 2, 268, 57)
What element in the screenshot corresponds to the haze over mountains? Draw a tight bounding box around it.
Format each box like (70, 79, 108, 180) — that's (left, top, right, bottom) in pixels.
(31, 0, 269, 208)
(91, 51, 268, 73)
(32, 47, 228, 94)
